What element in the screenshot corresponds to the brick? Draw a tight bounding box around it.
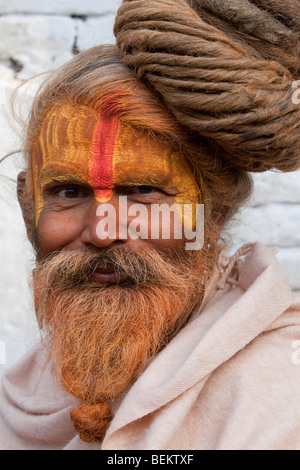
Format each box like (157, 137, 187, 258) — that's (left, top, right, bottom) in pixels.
(249, 171, 300, 206)
(0, 15, 76, 79)
(0, 0, 122, 15)
(276, 248, 300, 291)
(0, 87, 21, 153)
(0, 64, 16, 82)
(0, 84, 37, 374)
(77, 15, 116, 51)
(0, 82, 33, 301)
(227, 203, 300, 248)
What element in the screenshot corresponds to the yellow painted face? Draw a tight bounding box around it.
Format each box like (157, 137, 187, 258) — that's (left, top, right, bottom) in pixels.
(31, 103, 200, 225)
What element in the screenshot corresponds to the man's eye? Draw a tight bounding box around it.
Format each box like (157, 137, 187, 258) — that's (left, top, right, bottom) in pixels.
(137, 185, 159, 194)
(56, 186, 88, 199)
(118, 185, 162, 196)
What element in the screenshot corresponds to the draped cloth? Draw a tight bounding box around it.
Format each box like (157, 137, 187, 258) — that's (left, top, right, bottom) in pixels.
(0, 242, 299, 450)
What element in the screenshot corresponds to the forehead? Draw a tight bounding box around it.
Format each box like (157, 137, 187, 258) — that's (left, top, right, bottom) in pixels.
(34, 102, 191, 185)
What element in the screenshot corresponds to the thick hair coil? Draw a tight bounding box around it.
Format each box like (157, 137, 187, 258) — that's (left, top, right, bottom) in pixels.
(114, 0, 300, 173)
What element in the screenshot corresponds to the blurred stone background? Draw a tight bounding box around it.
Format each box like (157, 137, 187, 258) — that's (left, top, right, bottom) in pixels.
(0, 0, 299, 375)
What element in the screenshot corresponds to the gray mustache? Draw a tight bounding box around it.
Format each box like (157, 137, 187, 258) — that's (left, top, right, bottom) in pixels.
(35, 246, 175, 287)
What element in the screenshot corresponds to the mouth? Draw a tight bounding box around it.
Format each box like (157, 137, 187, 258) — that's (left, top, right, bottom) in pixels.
(90, 264, 129, 284)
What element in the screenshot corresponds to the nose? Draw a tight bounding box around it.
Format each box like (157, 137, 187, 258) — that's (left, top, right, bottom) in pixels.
(80, 193, 127, 249)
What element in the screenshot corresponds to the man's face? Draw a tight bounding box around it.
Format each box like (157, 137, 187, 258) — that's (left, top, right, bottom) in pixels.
(31, 102, 200, 262)
(26, 102, 215, 443)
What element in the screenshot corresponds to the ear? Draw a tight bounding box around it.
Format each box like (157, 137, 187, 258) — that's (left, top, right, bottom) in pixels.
(17, 171, 35, 244)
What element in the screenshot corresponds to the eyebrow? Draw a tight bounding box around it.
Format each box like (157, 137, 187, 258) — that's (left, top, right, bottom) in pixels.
(40, 168, 178, 192)
(40, 168, 87, 186)
(116, 176, 173, 187)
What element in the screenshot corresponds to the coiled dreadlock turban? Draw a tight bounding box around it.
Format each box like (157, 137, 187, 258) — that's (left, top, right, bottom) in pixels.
(114, 0, 300, 173)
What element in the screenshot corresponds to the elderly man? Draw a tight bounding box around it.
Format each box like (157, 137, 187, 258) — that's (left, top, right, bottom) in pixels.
(0, 0, 300, 450)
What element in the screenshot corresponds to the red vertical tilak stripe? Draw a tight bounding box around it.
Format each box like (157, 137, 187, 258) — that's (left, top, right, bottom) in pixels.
(89, 113, 120, 201)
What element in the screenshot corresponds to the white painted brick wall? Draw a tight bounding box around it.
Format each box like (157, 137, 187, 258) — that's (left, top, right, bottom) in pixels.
(0, 0, 299, 374)
(0, 0, 121, 15)
(0, 15, 76, 78)
(77, 15, 117, 51)
(0, 79, 39, 376)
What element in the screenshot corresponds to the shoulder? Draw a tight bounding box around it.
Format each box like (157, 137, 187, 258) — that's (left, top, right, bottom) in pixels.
(263, 292, 300, 345)
(232, 293, 300, 377)
(222, 294, 300, 422)
(210, 295, 300, 449)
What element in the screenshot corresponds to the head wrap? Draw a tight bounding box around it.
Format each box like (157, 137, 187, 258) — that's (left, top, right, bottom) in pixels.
(114, 0, 300, 173)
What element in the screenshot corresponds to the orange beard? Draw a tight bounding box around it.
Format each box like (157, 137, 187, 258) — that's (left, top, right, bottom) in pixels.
(33, 245, 217, 442)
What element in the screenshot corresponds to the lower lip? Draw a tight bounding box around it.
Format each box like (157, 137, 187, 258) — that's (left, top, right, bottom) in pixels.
(91, 271, 129, 284)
